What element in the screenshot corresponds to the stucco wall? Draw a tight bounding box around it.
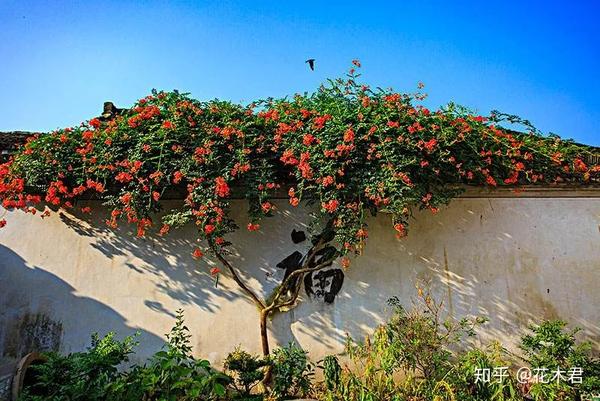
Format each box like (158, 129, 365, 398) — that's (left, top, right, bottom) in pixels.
(1, 189, 599, 367)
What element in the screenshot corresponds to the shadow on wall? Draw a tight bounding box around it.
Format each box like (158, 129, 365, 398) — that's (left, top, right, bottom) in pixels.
(375, 199, 600, 353)
(55, 201, 389, 357)
(4, 197, 597, 364)
(57, 208, 241, 315)
(0, 244, 165, 366)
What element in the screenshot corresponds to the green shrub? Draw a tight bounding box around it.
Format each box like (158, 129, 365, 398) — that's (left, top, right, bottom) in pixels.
(19, 332, 137, 401)
(520, 320, 600, 401)
(109, 309, 230, 400)
(270, 343, 314, 399)
(223, 347, 269, 399)
(321, 355, 342, 393)
(317, 286, 485, 401)
(454, 342, 520, 401)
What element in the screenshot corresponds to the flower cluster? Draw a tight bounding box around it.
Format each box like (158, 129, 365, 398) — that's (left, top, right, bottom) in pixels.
(1, 64, 598, 271)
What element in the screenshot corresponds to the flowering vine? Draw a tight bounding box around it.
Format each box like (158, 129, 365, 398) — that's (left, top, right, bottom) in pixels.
(1, 63, 598, 359)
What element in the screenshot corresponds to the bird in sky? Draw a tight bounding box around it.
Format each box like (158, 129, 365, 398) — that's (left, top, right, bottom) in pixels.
(305, 59, 315, 71)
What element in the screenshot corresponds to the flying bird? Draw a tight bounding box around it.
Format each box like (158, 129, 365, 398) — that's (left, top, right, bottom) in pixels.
(305, 59, 315, 71)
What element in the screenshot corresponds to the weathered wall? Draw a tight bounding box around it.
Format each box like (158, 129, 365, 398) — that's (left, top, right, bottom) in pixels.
(1, 189, 599, 367)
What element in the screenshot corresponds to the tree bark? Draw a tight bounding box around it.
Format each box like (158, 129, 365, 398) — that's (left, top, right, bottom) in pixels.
(259, 309, 270, 356)
(259, 309, 273, 386)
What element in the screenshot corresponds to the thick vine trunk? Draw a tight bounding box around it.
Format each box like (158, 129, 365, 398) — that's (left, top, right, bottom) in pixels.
(259, 309, 273, 386)
(259, 309, 270, 356)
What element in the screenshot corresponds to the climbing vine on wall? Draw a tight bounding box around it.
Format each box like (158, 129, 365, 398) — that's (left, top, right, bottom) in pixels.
(1, 61, 599, 265)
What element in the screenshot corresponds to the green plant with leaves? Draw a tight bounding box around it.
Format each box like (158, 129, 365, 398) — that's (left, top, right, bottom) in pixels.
(109, 309, 230, 400)
(19, 332, 137, 401)
(223, 347, 269, 399)
(2, 62, 598, 362)
(322, 355, 342, 393)
(519, 320, 600, 401)
(453, 342, 521, 401)
(270, 342, 314, 399)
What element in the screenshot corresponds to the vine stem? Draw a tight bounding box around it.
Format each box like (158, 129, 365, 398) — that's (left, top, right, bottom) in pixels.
(210, 244, 265, 310)
(209, 221, 337, 388)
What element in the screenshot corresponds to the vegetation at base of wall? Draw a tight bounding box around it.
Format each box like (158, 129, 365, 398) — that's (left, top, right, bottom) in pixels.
(270, 342, 314, 399)
(17, 332, 137, 401)
(318, 286, 600, 401)
(18, 295, 600, 401)
(107, 309, 230, 400)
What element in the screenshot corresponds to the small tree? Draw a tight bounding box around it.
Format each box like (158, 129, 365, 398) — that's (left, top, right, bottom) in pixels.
(1, 62, 598, 373)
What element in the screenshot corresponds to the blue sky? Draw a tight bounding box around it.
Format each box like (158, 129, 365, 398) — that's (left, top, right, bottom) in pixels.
(1, 1, 599, 145)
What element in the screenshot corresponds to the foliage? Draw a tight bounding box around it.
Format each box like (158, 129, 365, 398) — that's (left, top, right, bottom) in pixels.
(453, 342, 520, 401)
(519, 320, 600, 400)
(109, 308, 230, 400)
(1, 62, 598, 268)
(223, 347, 269, 398)
(270, 342, 314, 399)
(16, 303, 600, 401)
(321, 355, 342, 393)
(18, 332, 137, 401)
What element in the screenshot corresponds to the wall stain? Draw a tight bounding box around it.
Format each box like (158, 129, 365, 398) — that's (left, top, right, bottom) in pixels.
(3, 313, 62, 359)
(443, 247, 454, 318)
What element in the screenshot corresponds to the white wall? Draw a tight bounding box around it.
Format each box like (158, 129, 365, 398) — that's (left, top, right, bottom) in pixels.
(1, 188, 599, 367)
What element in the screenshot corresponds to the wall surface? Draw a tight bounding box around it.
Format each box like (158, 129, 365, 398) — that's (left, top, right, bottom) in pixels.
(1, 189, 599, 367)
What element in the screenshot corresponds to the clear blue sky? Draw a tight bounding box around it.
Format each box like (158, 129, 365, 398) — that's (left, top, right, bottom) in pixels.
(1, 1, 599, 145)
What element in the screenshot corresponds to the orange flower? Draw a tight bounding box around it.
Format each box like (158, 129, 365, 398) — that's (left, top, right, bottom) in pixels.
(172, 171, 184, 184)
(341, 257, 351, 269)
(322, 175, 334, 187)
(214, 176, 230, 197)
(210, 267, 221, 276)
(343, 128, 355, 143)
(356, 228, 368, 239)
(82, 130, 94, 141)
(322, 199, 339, 213)
(120, 192, 132, 204)
(204, 224, 215, 235)
(159, 224, 170, 235)
(423, 138, 437, 152)
(574, 158, 588, 172)
(394, 223, 406, 238)
(261, 202, 272, 213)
(115, 172, 133, 183)
(247, 223, 260, 231)
(303, 134, 316, 146)
(289, 197, 299, 207)
(192, 248, 204, 259)
(504, 171, 519, 184)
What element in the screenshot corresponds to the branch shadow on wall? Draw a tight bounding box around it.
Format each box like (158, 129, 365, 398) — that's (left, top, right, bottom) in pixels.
(58, 206, 240, 314)
(46, 197, 600, 361)
(55, 201, 392, 358)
